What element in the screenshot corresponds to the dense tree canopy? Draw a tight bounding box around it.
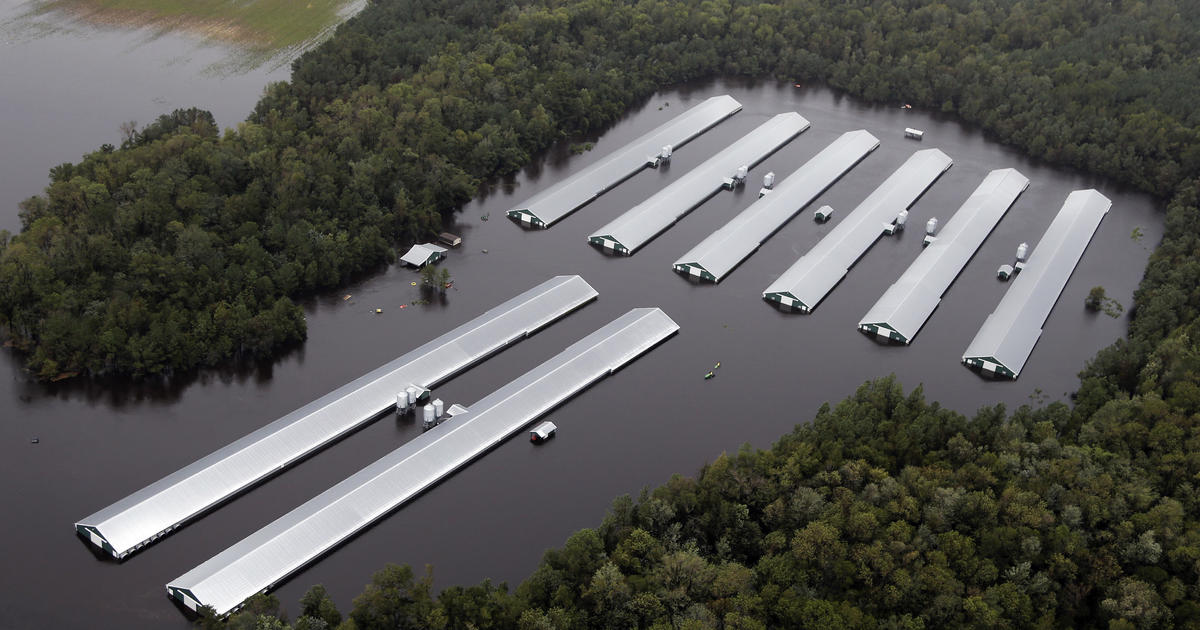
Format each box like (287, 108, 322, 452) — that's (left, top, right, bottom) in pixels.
(3, 0, 1199, 378)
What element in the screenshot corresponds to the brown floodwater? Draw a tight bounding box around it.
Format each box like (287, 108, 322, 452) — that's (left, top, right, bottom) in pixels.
(0, 77, 1163, 628)
(0, 0, 292, 234)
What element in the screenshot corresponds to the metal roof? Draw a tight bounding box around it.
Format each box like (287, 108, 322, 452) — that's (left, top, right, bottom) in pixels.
(963, 189, 1111, 378)
(507, 95, 743, 228)
(167, 307, 679, 616)
(399, 243, 447, 267)
(762, 148, 953, 312)
(587, 112, 810, 255)
(75, 275, 598, 559)
(672, 130, 879, 282)
(858, 168, 1029, 343)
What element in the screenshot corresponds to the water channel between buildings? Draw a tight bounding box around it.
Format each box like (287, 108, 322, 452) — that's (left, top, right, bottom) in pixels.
(0, 75, 1163, 627)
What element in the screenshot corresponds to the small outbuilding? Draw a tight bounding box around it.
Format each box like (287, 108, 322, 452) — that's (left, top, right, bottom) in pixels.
(904, 128, 925, 140)
(438, 232, 462, 247)
(400, 243, 448, 268)
(530, 421, 557, 443)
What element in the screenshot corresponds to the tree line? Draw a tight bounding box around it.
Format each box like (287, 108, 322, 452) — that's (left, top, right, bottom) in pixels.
(2, 0, 1198, 380)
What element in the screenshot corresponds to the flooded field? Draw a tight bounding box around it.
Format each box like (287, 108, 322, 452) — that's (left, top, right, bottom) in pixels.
(0, 78, 1163, 627)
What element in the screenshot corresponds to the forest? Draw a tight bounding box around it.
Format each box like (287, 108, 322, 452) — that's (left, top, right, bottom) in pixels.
(4, 0, 1200, 626)
(2, 0, 1198, 379)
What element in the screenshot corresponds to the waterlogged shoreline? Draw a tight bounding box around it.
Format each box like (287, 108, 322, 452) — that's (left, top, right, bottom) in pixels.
(12, 0, 366, 72)
(0, 0, 365, 236)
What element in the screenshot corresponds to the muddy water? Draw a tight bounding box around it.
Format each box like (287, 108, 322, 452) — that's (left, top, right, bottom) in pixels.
(0, 78, 1162, 627)
(0, 0, 292, 233)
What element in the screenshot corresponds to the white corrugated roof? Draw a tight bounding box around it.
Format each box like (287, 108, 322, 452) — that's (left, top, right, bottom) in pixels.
(859, 168, 1029, 342)
(508, 95, 742, 227)
(75, 276, 597, 559)
(167, 307, 679, 616)
(588, 112, 810, 255)
(762, 148, 953, 311)
(963, 189, 1111, 377)
(400, 243, 447, 267)
(673, 130, 879, 282)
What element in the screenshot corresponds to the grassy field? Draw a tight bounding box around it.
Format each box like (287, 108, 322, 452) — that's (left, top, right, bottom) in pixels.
(35, 0, 359, 53)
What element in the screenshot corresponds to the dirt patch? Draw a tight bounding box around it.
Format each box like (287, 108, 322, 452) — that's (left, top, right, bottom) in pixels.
(42, 1, 272, 48)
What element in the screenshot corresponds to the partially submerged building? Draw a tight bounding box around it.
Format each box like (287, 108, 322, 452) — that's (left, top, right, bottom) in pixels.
(400, 243, 448, 268)
(762, 149, 954, 312)
(167, 307, 679, 616)
(75, 276, 597, 559)
(858, 168, 1029, 343)
(587, 112, 810, 255)
(507, 95, 742, 228)
(962, 189, 1111, 378)
(672, 130, 879, 282)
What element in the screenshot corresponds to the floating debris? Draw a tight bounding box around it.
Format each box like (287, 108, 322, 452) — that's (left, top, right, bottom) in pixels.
(375, 308, 383, 314)
(704, 371, 714, 380)
(343, 294, 352, 301)
(399, 304, 407, 309)
(411, 281, 417, 286)
(481, 213, 489, 221)
(30, 437, 39, 444)
(713, 362, 721, 369)
(481, 249, 488, 254)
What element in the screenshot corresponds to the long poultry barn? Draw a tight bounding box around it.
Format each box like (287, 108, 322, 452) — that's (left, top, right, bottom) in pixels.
(672, 129, 880, 283)
(506, 95, 743, 228)
(587, 112, 810, 255)
(762, 148, 954, 312)
(858, 168, 1030, 343)
(962, 189, 1111, 378)
(167, 307, 680, 617)
(74, 275, 598, 560)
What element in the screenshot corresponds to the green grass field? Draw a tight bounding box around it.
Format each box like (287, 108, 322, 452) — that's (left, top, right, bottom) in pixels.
(37, 0, 358, 52)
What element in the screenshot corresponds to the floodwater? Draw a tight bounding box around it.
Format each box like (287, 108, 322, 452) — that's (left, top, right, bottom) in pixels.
(0, 77, 1162, 628)
(0, 0, 292, 234)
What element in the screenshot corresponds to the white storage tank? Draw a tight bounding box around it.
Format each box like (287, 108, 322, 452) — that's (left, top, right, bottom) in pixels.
(405, 386, 418, 407)
(1016, 242, 1029, 261)
(396, 392, 408, 412)
(660, 144, 672, 160)
(762, 171, 776, 189)
(735, 165, 749, 183)
(422, 404, 435, 427)
(433, 398, 444, 417)
(926, 217, 938, 235)
(896, 209, 909, 226)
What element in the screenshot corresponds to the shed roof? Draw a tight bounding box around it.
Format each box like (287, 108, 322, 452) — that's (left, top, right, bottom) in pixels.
(167, 307, 679, 616)
(507, 95, 742, 227)
(762, 148, 953, 312)
(858, 168, 1029, 343)
(587, 112, 810, 255)
(75, 275, 597, 559)
(672, 130, 879, 282)
(400, 243, 448, 267)
(962, 189, 1111, 378)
